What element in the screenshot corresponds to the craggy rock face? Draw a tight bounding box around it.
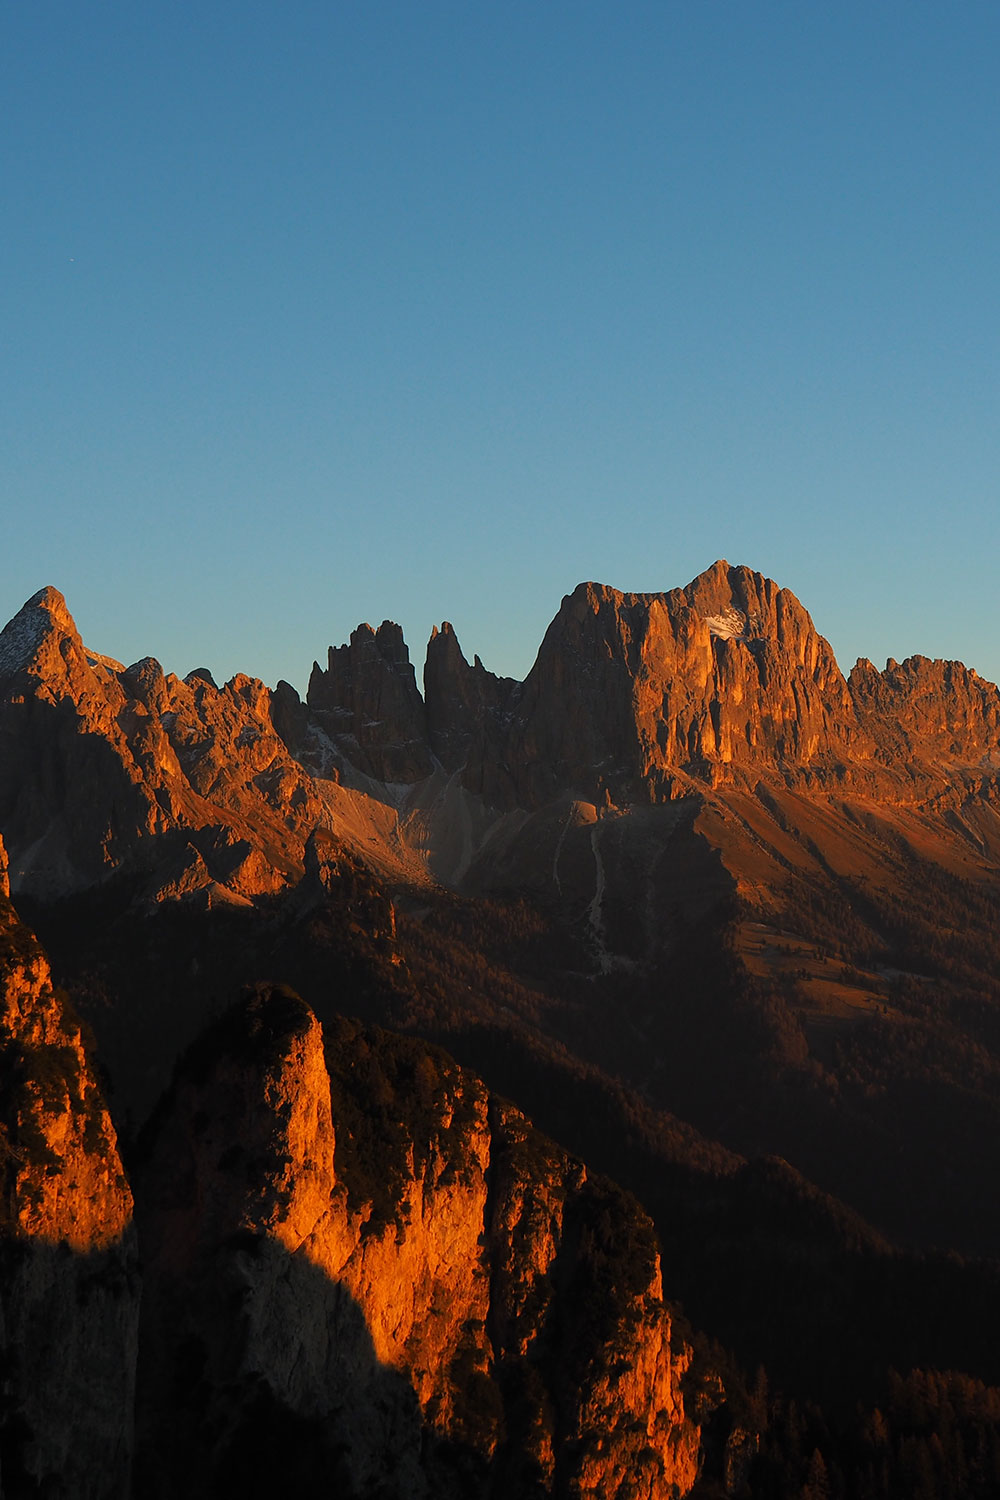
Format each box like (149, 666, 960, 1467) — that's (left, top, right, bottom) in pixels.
(307, 563, 873, 809)
(849, 653, 1000, 764)
(8, 571, 1000, 1496)
(0, 902, 707, 1500)
(310, 563, 1000, 812)
(498, 562, 868, 807)
(0, 871, 138, 1499)
(423, 621, 520, 785)
(4, 565, 1000, 913)
(0, 587, 324, 901)
(136, 989, 703, 1499)
(307, 619, 433, 783)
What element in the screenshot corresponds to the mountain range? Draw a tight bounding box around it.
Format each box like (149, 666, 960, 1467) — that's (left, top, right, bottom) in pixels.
(4, 562, 1000, 1497)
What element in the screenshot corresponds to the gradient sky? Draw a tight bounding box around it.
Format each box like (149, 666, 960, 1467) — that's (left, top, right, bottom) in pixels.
(3, 2, 999, 693)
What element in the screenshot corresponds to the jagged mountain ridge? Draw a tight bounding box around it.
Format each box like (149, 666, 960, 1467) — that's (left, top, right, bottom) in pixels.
(302, 558, 1000, 807)
(7, 568, 1000, 1240)
(8, 566, 1000, 1254)
(3, 562, 1000, 910)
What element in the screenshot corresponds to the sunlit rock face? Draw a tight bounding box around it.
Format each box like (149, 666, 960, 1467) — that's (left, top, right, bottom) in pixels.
(294, 561, 882, 818)
(0, 587, 324, 902)
(136, 987, 703, 1499)
(495, 562, 870, 808)
(0, 860, 138, 1498)
(302, 562, 869, 810)
(849, 653, 1000, 764)
(6, 564, 1000, 914)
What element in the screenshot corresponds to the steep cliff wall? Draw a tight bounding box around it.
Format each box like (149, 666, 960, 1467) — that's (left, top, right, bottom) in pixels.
(307, 620, 433, 782)
(0, 845, 138, 1498)
(423, 621, 520, 787)
(136, 987, 704, 1498)
(497, 562, 869, 807)
(298, 561, 940, 813)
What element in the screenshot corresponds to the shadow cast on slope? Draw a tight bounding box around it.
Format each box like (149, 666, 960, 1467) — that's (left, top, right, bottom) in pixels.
(133, 1234, 436, 1500)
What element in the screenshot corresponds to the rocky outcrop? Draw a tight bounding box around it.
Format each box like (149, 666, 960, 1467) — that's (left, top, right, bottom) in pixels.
(295, 562, 878, 812)
(6, 566, 1000, 915)
(486, 1099, 701, 1497)
(0, 865, 138, 1498)
(0, 587, 176, 895)
(307, 621, 432, 783)
(849, 654, 1000, 765)
(305, 564, 1000, 816)
(423, 622, 519, 785)
(498, 563, 870, 807)
(136, 987, 704, 1498)
(0, 588, 325, 901)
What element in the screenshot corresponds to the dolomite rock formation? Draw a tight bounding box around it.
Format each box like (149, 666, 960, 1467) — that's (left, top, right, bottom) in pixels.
(469, 562, 872, 808)
(849, 653, 1000, 764)
(5, 563, 1000, 920)
(0, 863, 138, 1498)
(423, 621, 519, 783)
(136, 987, 703, 1499)
(298, 561, 886, 810)
(307, 620, 433, 783)
(297, 562, 1000, 843)
(0, 586, 324, 901)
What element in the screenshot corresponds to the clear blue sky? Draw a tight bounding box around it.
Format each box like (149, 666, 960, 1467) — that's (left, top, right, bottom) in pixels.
(3, 2, 998, 691)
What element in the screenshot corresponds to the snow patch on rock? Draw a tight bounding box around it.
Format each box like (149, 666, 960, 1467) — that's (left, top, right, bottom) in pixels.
(704, 606, 747, 641)
(86, 651, 126, 674)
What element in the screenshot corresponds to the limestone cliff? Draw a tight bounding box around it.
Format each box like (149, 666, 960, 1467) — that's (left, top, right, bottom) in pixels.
(294, 568, 1000, 861)
(136, 987, 704, 1498)
(298, 563, 873, 808)
(293, 561, 919, 812)
(0, 850, 138, 1498)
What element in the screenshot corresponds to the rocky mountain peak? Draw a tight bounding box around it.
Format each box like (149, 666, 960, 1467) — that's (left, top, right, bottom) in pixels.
(499, 561, 866, 806)
(4, 564, 1000, 912)
(0, 584, 84, 679)
(424, 621, 520, 782)
(25, 584, 76, 628)
(124, 655, 171, 713)
(373, 618, 410, 663)
(307, 618, 432, 783)
(428, 618, 458, 646)
(0, 586, 329, 900)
